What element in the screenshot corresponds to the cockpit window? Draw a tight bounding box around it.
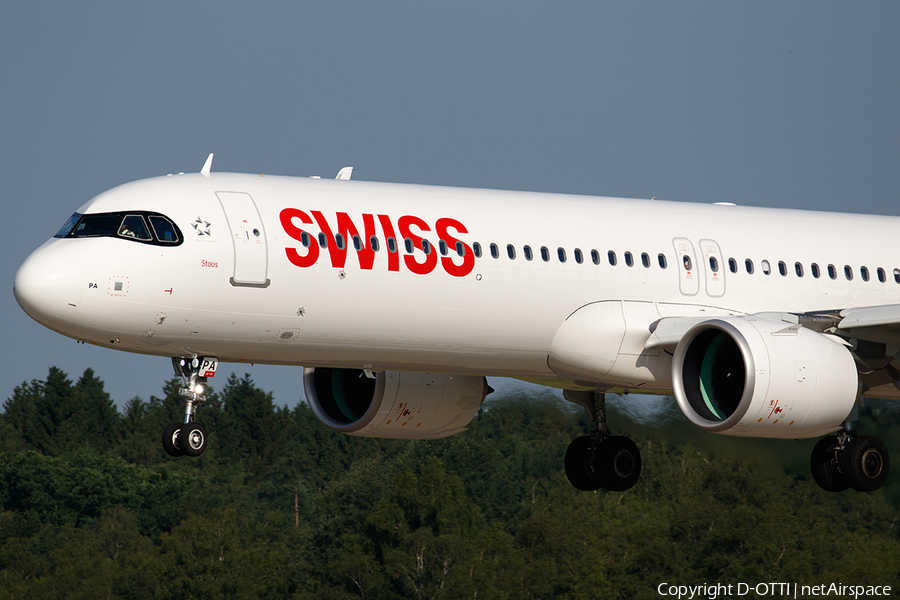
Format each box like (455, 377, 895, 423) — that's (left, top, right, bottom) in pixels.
(58, 211, 183, 246)
(55, 212, 83, 238)
(118, 215, 152, 240)
(70, 213, 123, 238)
(149, 215, 180, 243)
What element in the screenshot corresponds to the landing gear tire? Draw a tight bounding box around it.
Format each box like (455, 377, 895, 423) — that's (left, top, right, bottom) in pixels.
(565, 435, 603, 491)
(840, 435, 889, 492)
(563, 391, 642, 492)
(162, 422, 184, 457)
(178, 422, 208, 457)
(597, 436, 642, 492)
(810, 436, 849, 492)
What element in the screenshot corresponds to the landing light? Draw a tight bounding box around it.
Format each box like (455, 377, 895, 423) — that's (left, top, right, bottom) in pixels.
(194, 384, 205, 395)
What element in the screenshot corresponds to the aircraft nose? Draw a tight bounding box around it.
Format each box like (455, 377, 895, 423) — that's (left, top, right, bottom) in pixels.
(14, 241, 83, 329)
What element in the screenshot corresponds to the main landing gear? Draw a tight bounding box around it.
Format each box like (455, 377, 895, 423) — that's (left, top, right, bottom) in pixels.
(162, 356, 218, 458)
(563, 390, 642, 492)
(810, 408, 890, 493)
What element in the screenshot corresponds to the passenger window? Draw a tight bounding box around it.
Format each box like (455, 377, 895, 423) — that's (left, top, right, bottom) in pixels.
(828, 264, 837, 280)
(149, 215, 180, 244)
(745, 259, 754, 274)
(658, 254, 667, 269)
(682, 255, 692, 271)
(811, 263, 820, 278)
(844, 265, 853, 281)
(387, 236, 397, 253)
(761, 260, 771, 275)
(574, 248, 583, 264)
(507, 244, 516, 259)
(592, 250, 601, 265)
(370, 236, 380, 252)
(894, 268, 900, 283)
(319, 233, 329, 248)
(728, 258, 737, 273)
(709, 257, 719, 273)
(421, 239, 432, 255)
(524, 245, 533, 261)
(558, 247, 567, 263)
(608, 251, 617, 266)
(456, 241, 465, 256)
(641, 253, 650, 268)
(473, 242, 482, 258)
(490, 243, 499, 259)
(439, 240, 448, 256)
(300, 231, 311, 247)
(541, 246, 550, 262)
(352, 235, 362, 251)
(878, 267, 886, 283)
(860, 266, 869, 282)
(404, 238, 413, 253)
(777, 261, 787, 276)
(335, 234, 346, 250)
(795, 262, 803, 277)
(625, 252, 634, 267)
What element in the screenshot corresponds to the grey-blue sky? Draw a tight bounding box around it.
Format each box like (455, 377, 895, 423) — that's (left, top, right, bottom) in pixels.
(4, 2, 900, 406)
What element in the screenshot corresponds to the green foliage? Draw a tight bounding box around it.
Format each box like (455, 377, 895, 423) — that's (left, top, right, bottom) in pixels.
(0, 367, 899, 598)
(3, 368, 119, 455)
(0, 449, 190, 538)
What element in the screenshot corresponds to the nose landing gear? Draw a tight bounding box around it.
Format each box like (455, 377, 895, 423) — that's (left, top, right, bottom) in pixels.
(563, 391, 642, 492)
(161, 357, 217, 458)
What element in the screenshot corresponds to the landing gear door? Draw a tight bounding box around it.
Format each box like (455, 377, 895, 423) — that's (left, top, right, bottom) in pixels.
(672, 238, 699, 296)
(699, 239, 725, 298)
(216, 192, 270, 287)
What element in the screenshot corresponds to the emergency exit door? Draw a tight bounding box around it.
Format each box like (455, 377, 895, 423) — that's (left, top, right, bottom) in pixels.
(672, 238, 699, 296)
(699, 239, 725, 297)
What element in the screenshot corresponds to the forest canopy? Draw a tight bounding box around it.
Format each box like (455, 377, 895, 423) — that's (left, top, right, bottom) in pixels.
(1, 367, 898, 599)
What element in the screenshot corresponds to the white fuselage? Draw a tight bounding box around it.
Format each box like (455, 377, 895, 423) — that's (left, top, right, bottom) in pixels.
(15, 172, 900, 398)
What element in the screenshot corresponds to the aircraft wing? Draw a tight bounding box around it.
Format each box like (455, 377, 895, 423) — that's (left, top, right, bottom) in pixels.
(838, 304, 900, 343)
(648, 305, 900, 350)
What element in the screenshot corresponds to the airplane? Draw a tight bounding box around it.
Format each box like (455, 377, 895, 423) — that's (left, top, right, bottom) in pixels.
(13, 154, 894, 494)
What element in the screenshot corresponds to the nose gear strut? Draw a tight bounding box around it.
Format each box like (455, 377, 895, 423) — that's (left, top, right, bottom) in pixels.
(161, 356, 218, 458)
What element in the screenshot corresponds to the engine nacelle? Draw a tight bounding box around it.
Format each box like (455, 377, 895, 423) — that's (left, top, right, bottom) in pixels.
(671, 317, 859, 438)
(303, 367, 489, 439)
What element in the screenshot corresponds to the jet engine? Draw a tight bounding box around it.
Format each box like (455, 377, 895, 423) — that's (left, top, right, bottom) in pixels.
(303, 367, 490, 439)
(671, 317, 859, 438)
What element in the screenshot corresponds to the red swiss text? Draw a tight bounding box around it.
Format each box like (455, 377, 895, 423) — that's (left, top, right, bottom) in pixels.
(279, 209, 474, 277)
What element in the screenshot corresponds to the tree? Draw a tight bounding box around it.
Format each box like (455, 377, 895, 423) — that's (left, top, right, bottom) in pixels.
(71, 368, 120, 450)
(365, 458, 487, 599)
(218, 373, 289, 472)
(2, 368, 120, 455)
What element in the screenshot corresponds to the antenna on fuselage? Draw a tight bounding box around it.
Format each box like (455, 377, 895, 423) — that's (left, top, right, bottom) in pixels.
(200, 153, 214, 177)
(335, 166, 353, 180)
